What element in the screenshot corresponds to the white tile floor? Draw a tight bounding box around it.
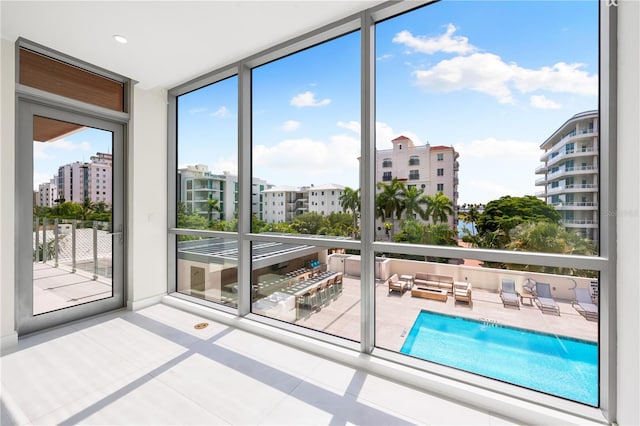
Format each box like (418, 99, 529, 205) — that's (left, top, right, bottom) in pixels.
(0, 303, 527, 426)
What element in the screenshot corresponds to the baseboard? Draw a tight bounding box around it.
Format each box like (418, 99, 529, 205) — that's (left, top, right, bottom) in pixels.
(0, 331, 18, 355)
(127, 293, 166, 311)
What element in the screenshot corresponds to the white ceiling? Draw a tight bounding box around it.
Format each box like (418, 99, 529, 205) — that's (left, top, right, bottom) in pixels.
(1, 1, 382, 89)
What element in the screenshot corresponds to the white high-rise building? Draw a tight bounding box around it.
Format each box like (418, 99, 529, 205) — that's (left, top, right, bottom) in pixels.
(262, 184, 345, 224)
(535, 110, 599, 242)
(87, 153, 112, 205)
(55, 152, 112, 206)
(178, 165, 270, 221)
(37, 177, 57, 207)
(375, 136, 459, 228)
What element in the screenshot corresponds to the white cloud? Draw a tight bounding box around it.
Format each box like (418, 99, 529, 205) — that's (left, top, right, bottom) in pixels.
(413, 53, 597, 104)
(514, 62, 597, 95)
(253, 135, 359, 186)
(455, 137, 540, 160)
(392, 24, 477, 55)
(530, 95, 562, 109)
(469, 181, 515, 199)
(337, 121, 360, 134)
(336, 121, 424, 150)
(33, 172, 55, 190)
(376, 53, 393, 61)
(211, 106, 230, 118)
(413, 53, 517, 104)
(281, 120, 301, 132)
(211, 158, 238, 176)
(454, 137, 541, 204)
(290, 91, 331, 108)
(34, 139, 92, 159)
(376, 122, 422, 150)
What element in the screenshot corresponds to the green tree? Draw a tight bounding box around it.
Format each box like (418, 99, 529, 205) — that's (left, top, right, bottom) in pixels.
(320, 212, 355, 237)
(34, 205, 52, 217)
(177, 201, 208, 230)
(376, 178, 405, 220)
(93, 201, 109, 214)
(252, 214, 266, 232)
(393, 219, 424, 244)
(81, 198, 95, 220)
(507, 221, 595, 255)
(424, 192, 454, 224)
(261, 222, 297, 234)
(476, 195, 560, 236)
(400, 185, 428, 221)
(50, 201, 84, 220)
(339, 187, 360, 237)
(291, 212, 326, 235)
(459, 204, 480, 235)
(206, 198, 221, 222)
(376, 178, 406, 237)
(423, 223, 458, 247)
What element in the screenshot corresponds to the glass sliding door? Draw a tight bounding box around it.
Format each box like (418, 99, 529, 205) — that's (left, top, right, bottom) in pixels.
(17, 102, 125, 335)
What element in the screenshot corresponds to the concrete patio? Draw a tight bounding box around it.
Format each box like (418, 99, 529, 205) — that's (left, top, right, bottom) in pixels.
(295, 275, 598, 348)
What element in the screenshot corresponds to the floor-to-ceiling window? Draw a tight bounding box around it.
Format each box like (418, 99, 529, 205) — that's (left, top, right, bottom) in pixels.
(175, 76, 239, 308)
(373, 0, 601, 407)
(249, 30, 362, 340)
(169, 0, 611, 419)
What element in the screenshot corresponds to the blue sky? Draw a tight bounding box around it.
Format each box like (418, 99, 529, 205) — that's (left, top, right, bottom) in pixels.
(139, 1, 596, 205)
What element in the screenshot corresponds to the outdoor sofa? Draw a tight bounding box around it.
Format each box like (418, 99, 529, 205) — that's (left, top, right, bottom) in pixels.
(413, 272, 454, 293)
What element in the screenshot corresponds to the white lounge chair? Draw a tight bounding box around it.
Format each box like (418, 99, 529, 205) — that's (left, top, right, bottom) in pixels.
(573, 287, 598, 321)
(534, 282, 560, 315)
(500, 279, 520, 309)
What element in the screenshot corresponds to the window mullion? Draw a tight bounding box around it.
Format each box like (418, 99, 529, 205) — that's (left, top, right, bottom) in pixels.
(237, 63, 251, 316)
(360, 10, 376, 354)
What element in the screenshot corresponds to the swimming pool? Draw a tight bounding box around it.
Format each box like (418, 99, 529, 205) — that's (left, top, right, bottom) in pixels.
(400, 311, 598, 406)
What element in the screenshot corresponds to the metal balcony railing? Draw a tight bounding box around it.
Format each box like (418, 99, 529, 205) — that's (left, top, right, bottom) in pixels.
(33, 217, 113, 281)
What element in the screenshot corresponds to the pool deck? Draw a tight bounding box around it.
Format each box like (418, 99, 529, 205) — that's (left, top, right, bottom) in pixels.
(296, 276, 598, 351)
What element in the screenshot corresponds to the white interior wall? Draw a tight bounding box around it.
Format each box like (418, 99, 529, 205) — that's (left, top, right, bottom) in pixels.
(615, 1, 640, 423)
(0, 38, 17, 348)
(127, 86, 168, 310)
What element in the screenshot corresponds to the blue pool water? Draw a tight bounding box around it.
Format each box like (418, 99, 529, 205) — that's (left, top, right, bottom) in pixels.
(400, 311, 598, 406)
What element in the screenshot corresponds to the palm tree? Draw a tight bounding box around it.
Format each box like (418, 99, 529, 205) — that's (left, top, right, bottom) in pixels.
(81, 197, 95, 220)
(459, 203, 480, 235)
(376, 178, 406, 238)
(425, 192, 454, 225)
(206, 197, 221, 222)
(376, 178, 405, 221)
(400, 185, 428, 221)
(339, 187, 360, 237)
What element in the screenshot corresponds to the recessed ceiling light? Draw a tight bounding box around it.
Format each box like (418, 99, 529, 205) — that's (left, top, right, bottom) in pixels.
(113, 35, 128, 44)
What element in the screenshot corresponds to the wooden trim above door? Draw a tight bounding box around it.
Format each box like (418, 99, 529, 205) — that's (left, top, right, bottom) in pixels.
(19, 48, 124, 112)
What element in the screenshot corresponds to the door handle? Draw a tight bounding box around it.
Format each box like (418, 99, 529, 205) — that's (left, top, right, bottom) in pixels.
(106, 225, 124, 243)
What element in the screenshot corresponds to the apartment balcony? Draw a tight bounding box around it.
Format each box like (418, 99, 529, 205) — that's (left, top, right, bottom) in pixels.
(535, 164, 547, 174)
(544, 148, 599, 168)
(546, 165, 598, 180)
(562, 219, 599, 228)
(535, 177, 547, 186)
(554, 127, 597, 147)
(550, 201, 598, 210)
(545, 184, 599, 196)
(453, 161, 459, 171)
